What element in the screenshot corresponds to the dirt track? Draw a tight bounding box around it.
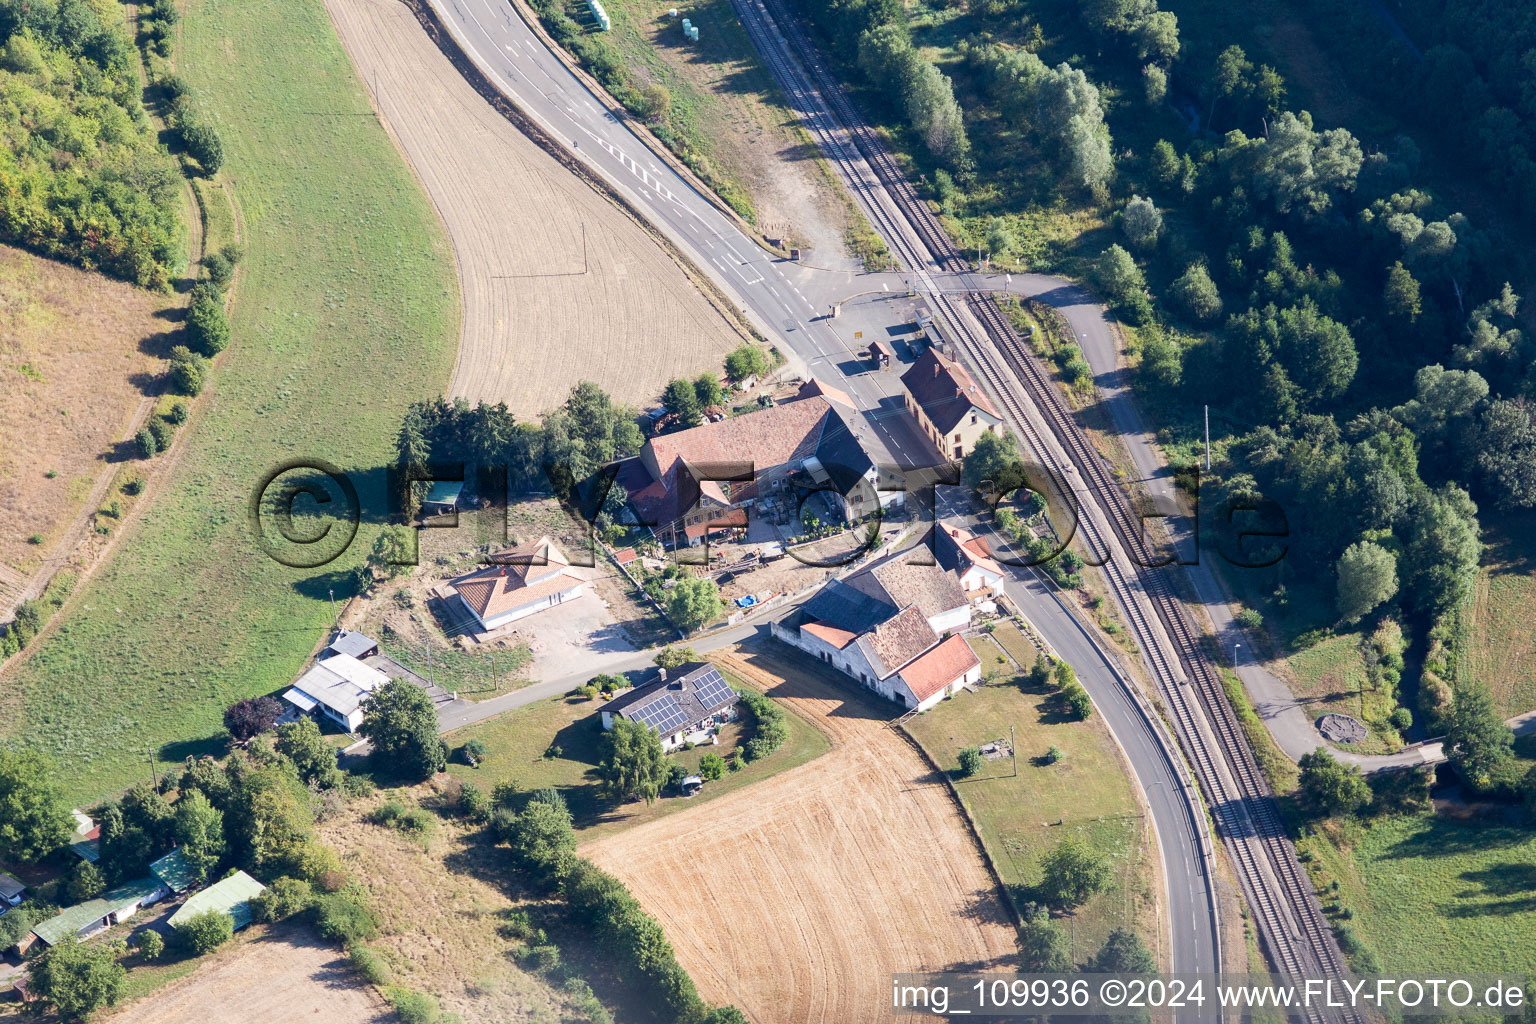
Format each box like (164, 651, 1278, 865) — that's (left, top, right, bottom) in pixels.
(102, 929, 383, 1024)
(324, 0, 744, 418)
(582, 646, 1018, 1024)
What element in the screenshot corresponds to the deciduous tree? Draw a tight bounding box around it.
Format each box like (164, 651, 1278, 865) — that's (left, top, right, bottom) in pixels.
(0, 747, 73, 863)
(1335, 541, 1398, 623)
(359, 679, 447, 782)
(597, 719, 669, 804)
(1297, 749, 1369, 817)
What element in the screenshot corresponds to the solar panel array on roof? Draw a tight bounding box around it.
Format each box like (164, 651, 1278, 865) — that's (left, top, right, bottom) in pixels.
(632, 695, 689, 734)
(691, 668, 735, 710)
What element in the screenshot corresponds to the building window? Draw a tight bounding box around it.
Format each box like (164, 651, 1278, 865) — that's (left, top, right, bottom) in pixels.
(970, 414, 977, 425)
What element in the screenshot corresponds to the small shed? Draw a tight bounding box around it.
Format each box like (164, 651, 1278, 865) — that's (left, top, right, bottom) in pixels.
(421, 480, 464, 517)
(29, 900, 113, 950)
(611, 547, 637, 568)
(869, 338, 895, 369)
(680, 775, 703, 797)
(169, 871, 265, 932)
(150, 849, 197, 894)
(0, 873, 25, 907)
(324, 629, 380, 661)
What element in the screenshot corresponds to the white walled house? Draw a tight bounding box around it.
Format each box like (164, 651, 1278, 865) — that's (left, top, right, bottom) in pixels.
(283, 652, 388, 732)
(599, 662, 740, 750)
(934, 522, 1005, 597)
(772, 542, 981, 712)
(447, 536, 588, 632)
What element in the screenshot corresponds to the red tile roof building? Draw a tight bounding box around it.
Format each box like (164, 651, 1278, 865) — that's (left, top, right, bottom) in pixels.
(901, 348, 1003, 461)
(445, 536, 588, 632)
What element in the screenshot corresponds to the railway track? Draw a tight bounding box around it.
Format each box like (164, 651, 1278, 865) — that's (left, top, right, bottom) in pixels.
(730, 0, 1360, 1012)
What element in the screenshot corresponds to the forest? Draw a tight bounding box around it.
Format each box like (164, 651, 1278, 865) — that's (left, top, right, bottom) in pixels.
(0, 0, 183, 287)
(796, 0, 1534, 775)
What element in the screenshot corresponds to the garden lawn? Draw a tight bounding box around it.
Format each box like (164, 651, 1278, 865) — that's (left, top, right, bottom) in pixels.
(0, 0, 458, 803)
(904, 678, 1158, 962)
(1304, 814, 1536, 976)
(443, 672, 830, 840)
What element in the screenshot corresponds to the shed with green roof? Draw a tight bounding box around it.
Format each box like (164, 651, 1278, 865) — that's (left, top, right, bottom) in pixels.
(150, 849, 197, 893)
(169, 871, 265, 932)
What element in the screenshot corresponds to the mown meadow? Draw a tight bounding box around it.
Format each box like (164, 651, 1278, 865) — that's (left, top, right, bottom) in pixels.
(2, 0, 459, 802)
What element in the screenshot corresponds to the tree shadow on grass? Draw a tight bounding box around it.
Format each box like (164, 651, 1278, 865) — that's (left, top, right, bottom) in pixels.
(159, 731, 227, 764)
(1379, 819, 1531, 859)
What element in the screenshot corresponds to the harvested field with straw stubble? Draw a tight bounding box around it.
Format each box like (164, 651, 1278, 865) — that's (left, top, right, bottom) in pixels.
(100, 927, 384, 1024)
(581, 645, 1018, 1024)
(324, 0, 746, 418)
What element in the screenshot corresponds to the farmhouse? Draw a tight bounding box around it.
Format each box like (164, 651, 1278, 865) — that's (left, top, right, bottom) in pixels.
(901, 348, 1003, 460)
(169, 870, 266, 932)
(772, 543, 981, 711)
(445, 536, 588, 632)
(600, 662, 740, 750)
(616, 384, 896, 545)
(282, 652, 388, 732)
(933, 522, 1005, 597)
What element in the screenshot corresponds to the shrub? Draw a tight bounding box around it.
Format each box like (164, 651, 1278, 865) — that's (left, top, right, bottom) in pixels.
(135, 427, 159, 459)
(1390, 707, 1413, 731)
(958, 747, 983, 777)
(387, 986, 442, 1024)
(1236, 608, 1264, 630)
(368, 800, 435, 840)
(186, 296, 230, 356)
(177, 910, 234, 955)
(122, 476, 144, 495)
(168, 345, 206, 396)
(1062, 684, 1093, 720)
(520, 944, 561, 974)
(347, 943, 391, 986)
(698, 752, 725, 781)
(458, 781, 489, 822)
(202, 251, 233, 290)
(180, 119, 224, 175)
(460, 739, 488, 767)
(220, 243, 245, 266)
(736, 689, 787, 762)
(148, 416, 176, 451)
(136, 929, 164, 960)
(1045, 746, 1062, 764)
(250, 876, 314, 923)
(312, 888, 378, 945)
(166, 401, 189, 424)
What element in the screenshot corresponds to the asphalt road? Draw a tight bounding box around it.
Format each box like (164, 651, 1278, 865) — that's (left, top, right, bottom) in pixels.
(422, 0, 1221, 984)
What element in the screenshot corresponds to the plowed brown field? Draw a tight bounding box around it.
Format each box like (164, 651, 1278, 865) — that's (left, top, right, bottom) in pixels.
(324, 0, 744, 418)
(582, 646, 1018, 1024)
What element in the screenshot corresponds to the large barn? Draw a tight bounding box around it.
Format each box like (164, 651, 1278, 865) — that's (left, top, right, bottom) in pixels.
(772, 541, 981, 712)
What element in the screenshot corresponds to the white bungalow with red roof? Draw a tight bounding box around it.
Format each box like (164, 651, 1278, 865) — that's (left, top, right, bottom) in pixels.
(934, 522, 1005, 597)
(446, 536, 588, 632)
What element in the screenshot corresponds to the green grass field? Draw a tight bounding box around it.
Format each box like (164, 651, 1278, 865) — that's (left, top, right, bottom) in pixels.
(1465, 513, 1536, 718)
(444, 673, 830, 840)
(904, 666, 1158, 962)
(1303, 814, 1536, 975)
(0, 0, 458, 803)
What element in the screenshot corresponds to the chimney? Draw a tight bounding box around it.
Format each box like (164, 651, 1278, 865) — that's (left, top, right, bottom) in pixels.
(658, 667, 667, 681)
(932, 362, 940, 378)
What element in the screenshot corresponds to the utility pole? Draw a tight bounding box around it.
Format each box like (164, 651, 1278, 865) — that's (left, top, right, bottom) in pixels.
(1204, 404, 1211, 471)
(1011, 724, 1017, 778)
(328, 588, 336, 629)
(582, 221, 588, 275)
(147, 747, 160, 792)
(425, 639, 435, 688)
